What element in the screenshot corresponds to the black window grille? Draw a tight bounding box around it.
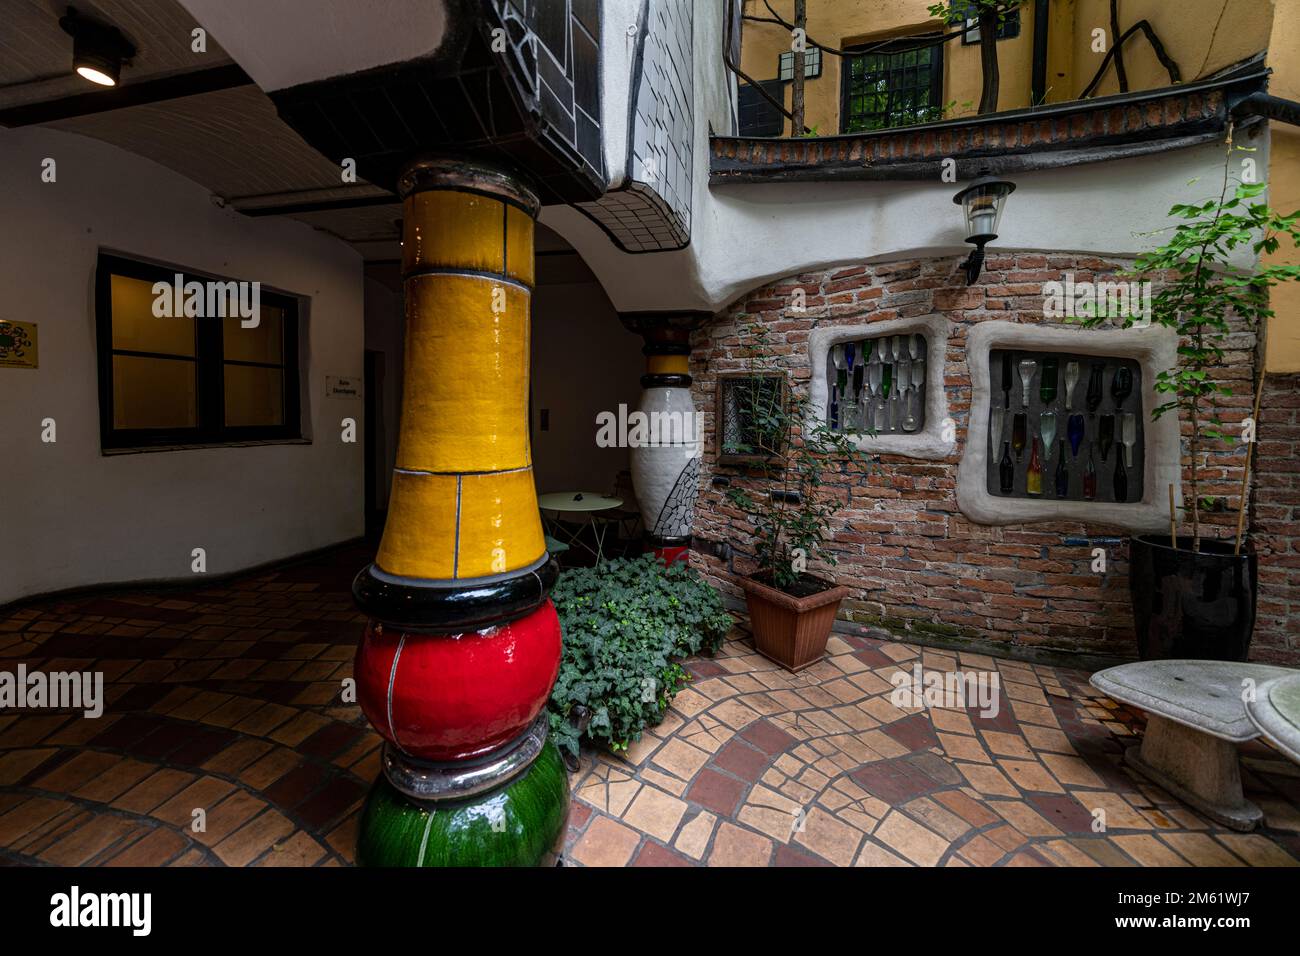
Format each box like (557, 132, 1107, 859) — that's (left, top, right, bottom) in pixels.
(738, 80, 786, 137)
(840, 36, 944, 133)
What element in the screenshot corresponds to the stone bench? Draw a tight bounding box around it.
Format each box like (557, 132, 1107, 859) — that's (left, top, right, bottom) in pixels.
(1091, 660, 1296, 832)
(1247, 672, 1300, 766)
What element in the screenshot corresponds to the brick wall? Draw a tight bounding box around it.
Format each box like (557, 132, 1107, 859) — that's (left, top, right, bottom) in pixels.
(1252, 373, 1300, 663)
(687, 253, 1295, 665)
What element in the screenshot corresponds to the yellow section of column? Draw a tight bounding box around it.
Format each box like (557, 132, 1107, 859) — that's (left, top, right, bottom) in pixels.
(376, 472, 459, 579)
(403, 190, 506, 275)
(456, 469, 547, 579)
(376, 176, 545, 582)
(505, 205, 535, 287)
(396, 275, 531, 473)
(647, 355, 689, 375)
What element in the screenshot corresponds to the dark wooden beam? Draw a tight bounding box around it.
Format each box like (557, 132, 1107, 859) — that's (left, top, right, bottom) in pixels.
(0, 63, 253, 128)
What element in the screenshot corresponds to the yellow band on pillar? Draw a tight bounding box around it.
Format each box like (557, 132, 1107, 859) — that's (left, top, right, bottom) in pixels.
(647, 354, 689, 376)
(376, 179, 545, 583)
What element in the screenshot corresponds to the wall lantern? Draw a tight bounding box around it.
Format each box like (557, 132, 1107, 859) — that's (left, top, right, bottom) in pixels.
(59, 7, 136, 87)
(953, 168, 1016, 285)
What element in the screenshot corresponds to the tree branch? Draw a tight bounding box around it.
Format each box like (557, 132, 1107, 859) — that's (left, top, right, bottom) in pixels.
(1079, 19, 1181, 99)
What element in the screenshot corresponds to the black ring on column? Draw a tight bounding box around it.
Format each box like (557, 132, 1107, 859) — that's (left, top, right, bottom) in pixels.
(641, 373, 693, 389)
(354, 555, 559, 633)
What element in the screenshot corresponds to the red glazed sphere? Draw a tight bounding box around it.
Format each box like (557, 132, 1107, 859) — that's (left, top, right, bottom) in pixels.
(355, 600, 562, 762)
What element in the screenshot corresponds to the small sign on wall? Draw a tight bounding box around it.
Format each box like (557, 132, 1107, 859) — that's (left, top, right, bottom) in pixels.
(326, 375, 362, 399)
(0, 320, 38, 369)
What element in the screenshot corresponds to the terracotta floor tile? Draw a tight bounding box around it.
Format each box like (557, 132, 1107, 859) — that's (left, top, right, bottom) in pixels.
(103, 827, 190, 866)
(40, 813, 140, 866)
(112, 768, 198, 814)
(707, 821, 773, 867)
(153, 776, 236, 827)
(622, 786, 688, 842)
(793, 806, 862, 866)
(213, 809, 296, 866)
(674, 811, 717, 860)
(255, 829, 328, 867)
(73, 757, 157, 803)
(651, 739, 710, 781)
(874, 810, 949, 867)
(570, 815, 642, 867)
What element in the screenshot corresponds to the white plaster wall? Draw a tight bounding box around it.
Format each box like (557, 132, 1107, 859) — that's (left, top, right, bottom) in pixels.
(0, 127, 364, 603)
(548, 139, 1258, 313)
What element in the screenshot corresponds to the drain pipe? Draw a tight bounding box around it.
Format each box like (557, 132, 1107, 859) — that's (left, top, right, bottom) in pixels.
(1031, 0, 1050, 106)
(1231, 91, 1300, 128)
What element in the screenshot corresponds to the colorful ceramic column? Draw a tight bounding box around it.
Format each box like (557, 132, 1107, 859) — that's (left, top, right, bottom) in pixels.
(622, 313, 709, 566)
(352, 158, 567, 866)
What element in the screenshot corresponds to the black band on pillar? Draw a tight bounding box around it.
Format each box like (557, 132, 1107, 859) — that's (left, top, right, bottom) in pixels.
(641, 373, 693, 389)
(353, 556, 560, 633)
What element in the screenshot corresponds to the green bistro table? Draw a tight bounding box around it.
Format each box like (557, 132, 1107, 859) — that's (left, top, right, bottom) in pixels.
(538, 492, 623, 564)
(1246, 672, 1300, 765)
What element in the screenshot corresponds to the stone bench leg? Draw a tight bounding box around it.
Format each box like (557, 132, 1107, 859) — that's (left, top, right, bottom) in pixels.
(1123, 715, 1262, 832)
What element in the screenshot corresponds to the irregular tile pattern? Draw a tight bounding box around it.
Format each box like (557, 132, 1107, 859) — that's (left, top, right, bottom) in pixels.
(3, 547, 1298, 867)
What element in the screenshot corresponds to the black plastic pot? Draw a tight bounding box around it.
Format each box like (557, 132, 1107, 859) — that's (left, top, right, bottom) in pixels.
(1129, 535, 1258, 662)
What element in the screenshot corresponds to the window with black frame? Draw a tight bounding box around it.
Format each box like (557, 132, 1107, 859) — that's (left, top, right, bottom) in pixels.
(95, 252, 302, 450)
(841, 36, 944, 133)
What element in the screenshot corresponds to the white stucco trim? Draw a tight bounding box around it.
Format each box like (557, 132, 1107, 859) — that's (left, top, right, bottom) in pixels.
(956, 321, 1183, 530)
(808, 315, 955, 460)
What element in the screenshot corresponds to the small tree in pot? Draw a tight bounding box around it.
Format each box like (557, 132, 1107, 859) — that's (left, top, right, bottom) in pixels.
(1080, 134, 1300, 661)
(722, 323, 874, 671)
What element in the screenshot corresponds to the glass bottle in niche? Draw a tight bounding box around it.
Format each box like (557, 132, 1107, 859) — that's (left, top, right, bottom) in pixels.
(1040, 358, 1058, 406)
(1040, 412, 1057, 464)
(1114, 455, 1129, 503)
(1064, 361, 1080, 410)
(1083, 443, 1097, 500)
(1054, 441, 1069, 498)
(1086, 362, 1105, 414)
(1068, 413, 1085, 458)
(1026, 438, 1043, 496)
(990, 406, 1005, 454)
(1001, 353, 1014, 409)
(999, 442, 1015, 495)
(1098, 415, 1115, 462)
(1012, 413, 1027, 462)
(1018, 358, 1036, 407)
(1112, 366, 1133, 410)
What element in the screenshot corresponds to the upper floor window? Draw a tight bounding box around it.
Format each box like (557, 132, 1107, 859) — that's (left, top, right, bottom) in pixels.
(841, 36, 944, 133)
(952, 0, 1022, 44)
(95, 252, 302, 451)
(778, 46, 822, 80)
(738, 79, 787, 136)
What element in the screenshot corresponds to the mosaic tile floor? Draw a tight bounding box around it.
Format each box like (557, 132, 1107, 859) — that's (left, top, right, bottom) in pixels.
(1, 545, 1298, 867)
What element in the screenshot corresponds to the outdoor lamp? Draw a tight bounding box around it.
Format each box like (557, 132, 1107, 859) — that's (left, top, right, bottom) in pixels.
(60, 7, 136, 87)
(953, 168, 1016, 285)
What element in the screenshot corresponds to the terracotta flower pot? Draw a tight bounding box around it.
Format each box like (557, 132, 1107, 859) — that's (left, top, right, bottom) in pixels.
(738, 575, 852, 672)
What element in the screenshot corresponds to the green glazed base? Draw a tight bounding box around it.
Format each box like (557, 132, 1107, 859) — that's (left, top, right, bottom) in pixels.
(356, 740, 570, 867)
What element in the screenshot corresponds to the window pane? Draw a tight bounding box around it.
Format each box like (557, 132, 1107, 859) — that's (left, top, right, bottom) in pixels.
(222, 306, 284, 364)
(110, 274, 195, 356)
(224, 364, 284, 427)
(112, 354, 197, 429)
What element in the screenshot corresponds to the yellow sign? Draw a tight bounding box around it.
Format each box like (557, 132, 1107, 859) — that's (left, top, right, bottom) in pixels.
(0, 320, 37, 369)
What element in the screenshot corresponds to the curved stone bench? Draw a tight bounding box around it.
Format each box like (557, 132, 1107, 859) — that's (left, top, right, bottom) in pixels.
(1090, 660, 1295, 832)
(1247, 672, 1300, 766)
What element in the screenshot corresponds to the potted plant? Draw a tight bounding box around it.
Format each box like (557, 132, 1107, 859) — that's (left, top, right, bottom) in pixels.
(1080, 136, 1300, 661)
(722, 324, 873, 671)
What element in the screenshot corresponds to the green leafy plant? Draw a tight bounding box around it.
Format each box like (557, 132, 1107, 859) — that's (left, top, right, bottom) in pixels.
(1077, 135, 1300, 549)
(547, 555, 732, 758)
(723, 323, 874, 593)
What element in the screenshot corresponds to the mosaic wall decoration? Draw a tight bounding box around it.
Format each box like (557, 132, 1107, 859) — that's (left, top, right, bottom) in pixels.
(826, 333, 929, 436)
(985, 349, 1145, 503)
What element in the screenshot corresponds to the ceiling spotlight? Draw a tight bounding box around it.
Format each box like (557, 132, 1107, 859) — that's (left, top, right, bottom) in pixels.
(59, 6, 136, 87)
